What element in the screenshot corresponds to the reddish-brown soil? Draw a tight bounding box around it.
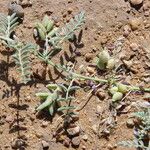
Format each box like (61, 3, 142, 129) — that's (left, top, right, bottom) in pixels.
(0, 0, 150, 150)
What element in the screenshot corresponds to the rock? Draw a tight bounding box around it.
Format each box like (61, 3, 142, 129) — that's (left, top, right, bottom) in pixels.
(130, 43, 139, 51)
(5, 115, 14, 123)
(82, 134, 88, 141)
(126, 119, 134, 128)
(67, 126, 80, 136)
(107, 143, 114, 150)
(67, 8, 73, 14)
(92, 124, 97, 133)
(130, 0, 143, 6)
(41, 121, 49, 128)
(41, 140, 49, 149)
(8, 3, 24, 18)
(11, 139, 26, 149)
(123, 25, 131, 37)
(86, 66, 95, 74)
(96, 105, 103, 114)
(129, 18, 142, 30)
(63, 137, 70, 147)
(96, 90, 106, 100)
(71, 136, 81, 147)
(85, 53, 93, 62)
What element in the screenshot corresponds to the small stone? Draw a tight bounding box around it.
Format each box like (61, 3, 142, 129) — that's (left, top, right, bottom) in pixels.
(67, 8, 73, 14)
(82, 145, 86, 150)
(129, 18, 142, 30)
(130, 43, 139, 51)
(82, 134, 88, 141)
(71, 136, 81, 147)
(85, 53, 93, 62)
(107, 144, 114, 150)
(41, 140, 49, 149)
(67, 126, 80, 136)
(126, 119, 134, 128)
(96, 90, 106, 100)
(92, 124, 97, 133)
(123, 25, 131, 37)
(86, 66, 95, 74)
(96, 105, 103, 114)
(5, 115, 14, 123)
(41, 121, 49, 128)
(130, 0, 143, 6)
(11, 139, 26, 149)
(63, 137, 70, 147)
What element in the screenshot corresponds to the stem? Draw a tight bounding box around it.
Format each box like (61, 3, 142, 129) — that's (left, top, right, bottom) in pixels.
(46, 59, 150, 93)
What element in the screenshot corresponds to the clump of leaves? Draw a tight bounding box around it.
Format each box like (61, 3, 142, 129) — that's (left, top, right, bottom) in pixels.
(118, 107, 150, 150)
(109, 83, 128, 103)
(34, 11, 85, 63)
(36, 80, 80, 116)
(0, 13, 19, 45)
(95, 49, 115, 70)
(12, 42, 35, 84)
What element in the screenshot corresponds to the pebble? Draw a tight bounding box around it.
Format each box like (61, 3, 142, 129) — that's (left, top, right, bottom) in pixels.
(82, 134, 88, 141)
(107, 144, 114, 150)
(11, 139, 25, 149)
(92, 124, 97, 133)
(96, 90, 106, 100)
(126, 119, 134, 128)
(130, 43, 139, 51)
(67, 126, 80, 136)
(63, 137, 70, 147)
(41, 121, 49, 128)
(86, 66, 95, 74)
(130, 0, 143, 6)
(5, 115, 14, 123)
(96, 105, 103, 114)
(41, 140, 49, 149)
(129, 18, 142, 30)
(85, 53, 93, 62)
(71, 136, 81, 147)
(8, 3, 24, 18)
(123, 25, 131, 37)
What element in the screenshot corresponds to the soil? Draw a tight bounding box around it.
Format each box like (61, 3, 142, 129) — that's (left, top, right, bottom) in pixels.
(0, 0, 150, 150)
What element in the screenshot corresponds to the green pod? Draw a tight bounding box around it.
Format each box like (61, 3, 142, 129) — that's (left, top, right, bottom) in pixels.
(112, 92, 123, 102)
(117, 83, 128, 94)
(109, 86, 118, 95)
(46, 20, 54, 32)
(98, 50, 110, 64)
(38, 28, 46, 40)
(46, 84, 58, 90)
(95, 57, 106, 70)
(107, 58, 115, 69)
(42, 15, 50, 28)
(47, 27, 58, 38)
(36, 92, 50, 99)
(36, 22, 47, 34)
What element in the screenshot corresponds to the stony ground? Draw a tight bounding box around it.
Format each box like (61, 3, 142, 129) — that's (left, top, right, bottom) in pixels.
(0, 0, 150, 150)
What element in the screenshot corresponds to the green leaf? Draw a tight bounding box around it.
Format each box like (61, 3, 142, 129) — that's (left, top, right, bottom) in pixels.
(57, 106, 75, 112)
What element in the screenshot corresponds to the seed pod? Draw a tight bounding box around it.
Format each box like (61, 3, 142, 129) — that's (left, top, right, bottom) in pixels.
(107, 58, 115, 69)
(38, 28, 46, 40)
(46, 20, 54, 32)
(109, 86, 118, 95)
(43, 15, 50, 28)
(47, 27, 58, 37)
(36, 22, 47, 34)
(95, 57, 106, 70)
(98, 50, 110, 64)
(112, 92, 123, 102)
(117, 83, 128, 94)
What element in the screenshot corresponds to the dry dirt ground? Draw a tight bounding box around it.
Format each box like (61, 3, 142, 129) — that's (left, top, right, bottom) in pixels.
(0, 0, 150, 150)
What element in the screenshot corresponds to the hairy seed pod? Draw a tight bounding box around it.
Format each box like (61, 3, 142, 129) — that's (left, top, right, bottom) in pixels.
(46, 20, 54, 32)
(95, 57, 106, 70)
(98, 50, 110, 64)
(109, 86, 118, 95)
(36, 22, 47, 34)
(107, 58, 115, 69)
(38, 28, 46, 40)
(112, 92, 123, 102)
(43, 15, 50, 28)
(117, 83, 128, 94)
(47, 27, 58, 37)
